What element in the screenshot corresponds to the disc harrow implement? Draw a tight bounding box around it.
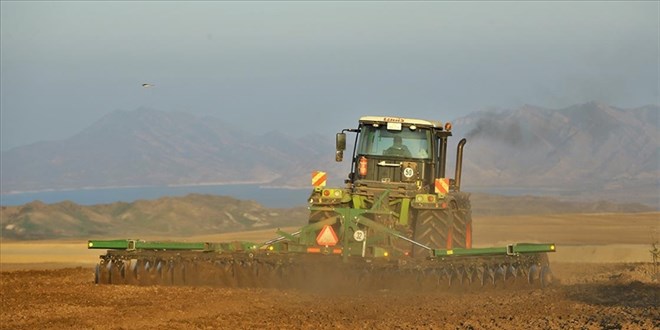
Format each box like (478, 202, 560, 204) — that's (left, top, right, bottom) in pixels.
(90, 207, 555, 291)
(91, 244, 554, 290)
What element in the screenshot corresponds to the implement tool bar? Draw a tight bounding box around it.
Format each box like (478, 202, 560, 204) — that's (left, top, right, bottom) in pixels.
(88, 239, 207, 250)
(433, 243, 555, 257)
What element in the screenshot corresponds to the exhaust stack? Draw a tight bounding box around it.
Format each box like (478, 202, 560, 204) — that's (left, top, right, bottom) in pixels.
(454, 138, 467, 191)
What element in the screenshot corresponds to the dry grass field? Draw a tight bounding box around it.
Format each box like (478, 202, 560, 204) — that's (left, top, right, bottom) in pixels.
(2, 212, 657, 269)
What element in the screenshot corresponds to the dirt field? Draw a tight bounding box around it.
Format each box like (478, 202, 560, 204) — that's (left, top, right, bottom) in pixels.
(1, 212, 659, 329)
(0, 263, 658, 330)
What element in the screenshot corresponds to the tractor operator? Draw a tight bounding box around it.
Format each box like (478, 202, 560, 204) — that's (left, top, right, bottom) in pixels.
(383, 136, 412, 158)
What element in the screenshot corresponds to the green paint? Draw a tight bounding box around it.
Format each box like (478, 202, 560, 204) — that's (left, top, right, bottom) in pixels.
(433, 243, 555, 257)
(399, 198, 410, 226)
(352, 195, 364, 209)
(88, 239, 206, 250)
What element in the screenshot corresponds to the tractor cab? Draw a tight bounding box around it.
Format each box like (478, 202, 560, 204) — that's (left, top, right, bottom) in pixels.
(336, 116, 456, 195)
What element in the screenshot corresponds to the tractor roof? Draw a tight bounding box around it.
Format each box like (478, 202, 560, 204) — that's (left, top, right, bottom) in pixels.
(359, 116, 443, 129)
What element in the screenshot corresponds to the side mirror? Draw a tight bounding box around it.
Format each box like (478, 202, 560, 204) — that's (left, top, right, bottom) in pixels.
(335, 150, 344, 162)
(336, 133, 346, 162)
(336, 132, 346, 151)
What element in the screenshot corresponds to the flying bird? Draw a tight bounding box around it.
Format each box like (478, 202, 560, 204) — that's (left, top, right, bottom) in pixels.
(142, 83, 154, 88)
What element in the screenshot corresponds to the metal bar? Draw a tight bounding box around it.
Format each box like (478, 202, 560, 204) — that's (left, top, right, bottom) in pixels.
(88, 239, 207, 250)
(354, 215, 432, 251)
(372, 189, 390, 209)
(88, 240, 131, 249)
(512, 243, 556, 254)
(261, 216, 338, 247)
(433, 243, 555, 257)
(205, 241, 257, 252)
(361, 231, 367, 258)
(137, 241, 207, 250)
(377, 161, 401, 167)
(262, 230, 301, 246)
(399, 198, 410, 226)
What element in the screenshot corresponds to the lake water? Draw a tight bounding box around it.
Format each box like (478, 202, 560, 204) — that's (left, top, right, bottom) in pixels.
(0, 184, 568, 208)
(0, 184, 312, 208)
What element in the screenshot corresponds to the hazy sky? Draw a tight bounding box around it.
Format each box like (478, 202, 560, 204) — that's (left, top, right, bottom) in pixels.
(1, 1, 658, 151)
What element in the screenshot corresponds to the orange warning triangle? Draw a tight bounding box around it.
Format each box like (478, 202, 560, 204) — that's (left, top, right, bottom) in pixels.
(316, 225, 339, 246)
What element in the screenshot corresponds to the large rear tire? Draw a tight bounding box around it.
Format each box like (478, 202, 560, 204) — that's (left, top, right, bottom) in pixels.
(449, 202, 471, 249)
(412, 209, 452, 257)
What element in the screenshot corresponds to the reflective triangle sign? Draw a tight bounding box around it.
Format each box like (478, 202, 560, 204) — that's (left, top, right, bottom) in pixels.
(316, 225, 339, 246)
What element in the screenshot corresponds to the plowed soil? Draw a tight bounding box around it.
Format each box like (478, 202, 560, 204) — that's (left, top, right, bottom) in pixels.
(1, 212, 659, 329)
(1, 263, 658, 330)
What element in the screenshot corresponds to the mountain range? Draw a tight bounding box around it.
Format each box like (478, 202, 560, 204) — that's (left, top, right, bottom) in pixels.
(1, 108, 343, 193)
(1, 102, 658, 206)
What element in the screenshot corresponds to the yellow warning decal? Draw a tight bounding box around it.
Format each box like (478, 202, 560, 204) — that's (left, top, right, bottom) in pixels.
(435, 178, 449, 196)
(312, 171, 327, 187)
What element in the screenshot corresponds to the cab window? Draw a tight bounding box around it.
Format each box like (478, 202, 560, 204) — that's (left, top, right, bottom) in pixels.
(357, 125, 431, 159)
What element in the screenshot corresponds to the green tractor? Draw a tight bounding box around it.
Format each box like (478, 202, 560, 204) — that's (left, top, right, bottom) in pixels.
(308, 116, 472, 257)
(89, 116, 555, 289)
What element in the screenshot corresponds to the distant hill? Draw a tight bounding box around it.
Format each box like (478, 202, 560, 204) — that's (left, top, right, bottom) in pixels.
(1, 102, 658, 205)
(1, 193, 653, 240)
(0, 194, 309, 240)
